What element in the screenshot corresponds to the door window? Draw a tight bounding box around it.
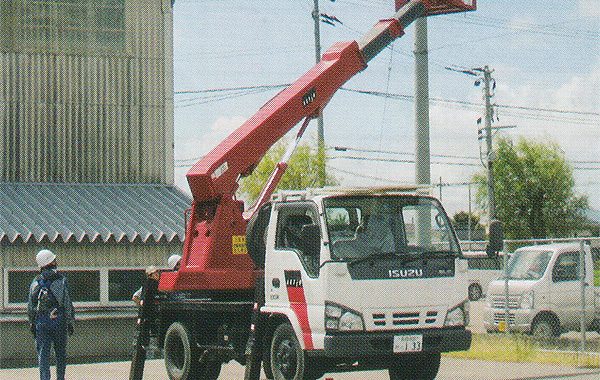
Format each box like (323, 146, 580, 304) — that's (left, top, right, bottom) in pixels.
(276, 204, 320, 277)
(552, 252, 582, 282)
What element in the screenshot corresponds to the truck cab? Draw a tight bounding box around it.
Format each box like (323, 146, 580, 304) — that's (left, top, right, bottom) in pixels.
(252, 188, 471, 379)
(484, 243, 600, 338)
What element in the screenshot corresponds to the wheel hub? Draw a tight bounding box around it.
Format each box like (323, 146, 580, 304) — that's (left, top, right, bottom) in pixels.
(275, 339, 297, 379)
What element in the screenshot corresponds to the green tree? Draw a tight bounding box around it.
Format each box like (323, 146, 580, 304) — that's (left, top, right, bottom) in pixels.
(473, 136, 588, 239)
(452, 211, 485, 240)
(239, 141, 338, 203)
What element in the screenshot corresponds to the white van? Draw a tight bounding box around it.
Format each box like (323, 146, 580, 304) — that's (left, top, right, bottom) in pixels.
(484, 243, 600, 337)
(464, 252, 503, 301)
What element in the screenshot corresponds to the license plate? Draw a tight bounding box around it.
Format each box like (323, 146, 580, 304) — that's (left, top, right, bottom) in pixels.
(498, 320, 507, 332)
(393, 334, 423, 353)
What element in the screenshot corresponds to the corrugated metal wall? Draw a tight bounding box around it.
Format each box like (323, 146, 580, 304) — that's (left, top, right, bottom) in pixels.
(0, 241, 181, 309)
(1, 242, 178, 268)
(0, 0, 174, 184)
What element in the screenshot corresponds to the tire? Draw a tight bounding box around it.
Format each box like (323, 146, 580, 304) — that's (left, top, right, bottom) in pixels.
(270, 323, 319, 380)
(263, 338, 274, 379)
(531, 316, 560, 339)
(389, 352, 441, 380)
(163, 322, 221, 380)
(468, 283, 482, 301)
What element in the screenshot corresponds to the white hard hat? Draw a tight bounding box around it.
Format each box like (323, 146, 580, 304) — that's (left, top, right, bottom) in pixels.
(36, 249, 56, 268)
(167, 254, 181, 270)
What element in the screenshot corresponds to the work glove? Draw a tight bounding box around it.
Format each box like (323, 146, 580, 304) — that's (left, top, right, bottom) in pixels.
(68, 324, 74, 337)
(30, 323, 36, 339)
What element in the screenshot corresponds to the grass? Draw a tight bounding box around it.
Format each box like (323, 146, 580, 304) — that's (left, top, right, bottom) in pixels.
(445, 334, 600, 368)
(594, 260, 599, 286)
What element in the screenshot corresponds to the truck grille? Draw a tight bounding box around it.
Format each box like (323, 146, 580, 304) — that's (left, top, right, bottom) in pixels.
(370, 309, 441, 330)
(491, 295, 519, 309)
(494, 312, 515, 325)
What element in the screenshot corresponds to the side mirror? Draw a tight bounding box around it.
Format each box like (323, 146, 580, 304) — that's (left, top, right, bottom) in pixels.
(486, 220, 504, 257)
(300, 224, 321, 257)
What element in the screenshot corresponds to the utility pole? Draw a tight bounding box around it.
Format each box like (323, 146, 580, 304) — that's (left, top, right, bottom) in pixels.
(312, 0, 326, 187)
(414, 17, 430, 188)
(414, 17, 431, 246)
(446, 65, 511, 226)
(481, 65, 496, 221)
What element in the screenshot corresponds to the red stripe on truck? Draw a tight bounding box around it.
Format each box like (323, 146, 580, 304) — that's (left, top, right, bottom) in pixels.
(286, 285, 314, 349)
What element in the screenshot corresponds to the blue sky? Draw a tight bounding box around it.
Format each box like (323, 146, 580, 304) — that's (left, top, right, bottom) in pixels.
(172, 0, 600, 217)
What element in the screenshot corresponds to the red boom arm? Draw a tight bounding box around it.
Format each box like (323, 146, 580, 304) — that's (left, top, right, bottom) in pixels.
(159, 0, 475, 292)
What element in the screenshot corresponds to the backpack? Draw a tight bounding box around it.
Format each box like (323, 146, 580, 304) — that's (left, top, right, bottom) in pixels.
(36, 278, 60, 317)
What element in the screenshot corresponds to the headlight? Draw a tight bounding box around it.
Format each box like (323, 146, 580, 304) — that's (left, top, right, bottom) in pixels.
(325, 302, 364, 332)
(339, 312, 364, 331)
(445, 301, 468, 327)
(520, 290, 534, 310)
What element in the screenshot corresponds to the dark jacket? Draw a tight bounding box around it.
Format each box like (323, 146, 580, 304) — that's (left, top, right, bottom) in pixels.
(27, 269, 75, 325)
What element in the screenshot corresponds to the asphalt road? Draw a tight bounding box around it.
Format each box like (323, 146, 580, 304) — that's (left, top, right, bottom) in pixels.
(1, 358, 598, 380)
(3, 301, 598, 379)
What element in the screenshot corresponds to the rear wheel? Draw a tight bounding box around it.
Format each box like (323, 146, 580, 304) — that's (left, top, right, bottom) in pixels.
(163, 322, 221, 380)
(468, 283, 482, 301)
(388, 352, 441, 380)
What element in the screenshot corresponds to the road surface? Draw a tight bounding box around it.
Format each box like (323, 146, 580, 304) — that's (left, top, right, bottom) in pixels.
(1, 358, 598, 380)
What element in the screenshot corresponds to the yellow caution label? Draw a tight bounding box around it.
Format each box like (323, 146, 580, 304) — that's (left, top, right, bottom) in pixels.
(232, 235, 248, 255)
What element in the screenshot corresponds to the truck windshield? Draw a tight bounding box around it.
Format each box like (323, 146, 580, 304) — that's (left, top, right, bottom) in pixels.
(324, 196, 460, 261)
(505, 250, 552, 280)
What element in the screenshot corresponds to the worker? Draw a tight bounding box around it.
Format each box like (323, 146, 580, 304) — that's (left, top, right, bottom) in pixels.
(27, 249, 75, 380)
(132, 254, 181, 306)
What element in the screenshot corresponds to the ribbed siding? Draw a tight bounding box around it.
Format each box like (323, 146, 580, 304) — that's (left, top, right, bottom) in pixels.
(0, 183, 190, 244)
(0, 0, 173, 184)
(1, 243, 180, 270)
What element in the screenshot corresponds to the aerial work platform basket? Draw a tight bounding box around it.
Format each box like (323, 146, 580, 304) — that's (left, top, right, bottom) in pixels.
(396, 0, 476, 15)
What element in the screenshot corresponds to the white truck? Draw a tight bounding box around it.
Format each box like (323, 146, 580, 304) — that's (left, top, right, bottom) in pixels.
(484, 243, 600, 338)
(128, 2, 486, 380)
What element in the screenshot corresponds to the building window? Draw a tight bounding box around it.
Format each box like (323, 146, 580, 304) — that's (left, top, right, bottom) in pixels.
(5, 268, 101, 306)
(4, 267, 154, 308)
(0, 0, 126, 54)
(65, 270, 101, 302)
(108, 269, 145, 302)
(7, 270, 38, 304)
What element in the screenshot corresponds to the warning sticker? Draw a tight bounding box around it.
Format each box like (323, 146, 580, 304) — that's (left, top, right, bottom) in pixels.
(232, 235, 248, 255)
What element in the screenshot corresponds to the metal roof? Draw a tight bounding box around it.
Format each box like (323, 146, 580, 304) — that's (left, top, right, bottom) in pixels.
(0, 183, 191, 244)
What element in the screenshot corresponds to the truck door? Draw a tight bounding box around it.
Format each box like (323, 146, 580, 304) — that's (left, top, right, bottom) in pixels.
(265, 202, 324, 349)
(549, 252, 584, 329)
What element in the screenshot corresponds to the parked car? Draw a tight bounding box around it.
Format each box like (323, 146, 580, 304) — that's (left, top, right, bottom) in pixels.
(464, 252, 503, 301)
(484, 243, 600, 338)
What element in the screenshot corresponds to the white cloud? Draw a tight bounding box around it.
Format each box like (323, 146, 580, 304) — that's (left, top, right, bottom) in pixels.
(551, 62, 600, 111)
(174, 115, 246, 193)
(579, 0, 600, 17)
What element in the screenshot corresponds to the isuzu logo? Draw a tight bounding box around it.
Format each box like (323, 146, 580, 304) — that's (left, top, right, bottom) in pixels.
(388, 269, 423, 278)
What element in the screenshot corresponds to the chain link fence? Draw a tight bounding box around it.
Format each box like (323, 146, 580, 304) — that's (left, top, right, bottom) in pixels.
(461, 237, 600, 368)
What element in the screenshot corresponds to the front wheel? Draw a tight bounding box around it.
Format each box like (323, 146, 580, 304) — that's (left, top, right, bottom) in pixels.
(389, 352, 441, 380)
(270, 323, 320, 380)
(531, 317, 560, 338)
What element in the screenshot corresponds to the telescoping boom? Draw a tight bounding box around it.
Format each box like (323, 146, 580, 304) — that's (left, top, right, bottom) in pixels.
(159, 0, 477, 293)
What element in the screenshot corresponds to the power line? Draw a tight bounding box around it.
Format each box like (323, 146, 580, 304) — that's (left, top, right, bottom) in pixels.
(328, 166, 398, 184)
(173, 84, 598, 124)
(331, 146, 480, 160)
(175, 84, 289, 95)
(331, 155, 481, 167)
